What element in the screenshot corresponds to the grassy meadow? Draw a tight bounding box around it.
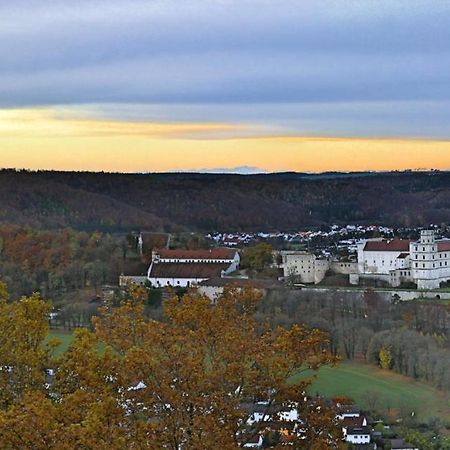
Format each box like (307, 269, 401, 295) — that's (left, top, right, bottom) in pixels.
(292, 362, 450, 422)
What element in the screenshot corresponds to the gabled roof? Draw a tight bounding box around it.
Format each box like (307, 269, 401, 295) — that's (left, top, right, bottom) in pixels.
(342, 416, 365, 429)
(149, 262, 229, 279)
(363, 239, 411, 252)
(155, 248, 237, 260)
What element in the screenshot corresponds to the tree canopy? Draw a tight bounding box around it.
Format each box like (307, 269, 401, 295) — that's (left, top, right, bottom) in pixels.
(0, 283, 342, 449)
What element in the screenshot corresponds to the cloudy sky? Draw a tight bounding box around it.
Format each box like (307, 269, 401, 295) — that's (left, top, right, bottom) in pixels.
(1, 0, 450, 172)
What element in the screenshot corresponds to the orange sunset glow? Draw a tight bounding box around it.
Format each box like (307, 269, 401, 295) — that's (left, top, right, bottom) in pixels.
(1, 108, 449, 173)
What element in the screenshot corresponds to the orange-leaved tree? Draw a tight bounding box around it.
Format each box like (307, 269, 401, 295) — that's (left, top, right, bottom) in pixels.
(0, 283, 342, 449)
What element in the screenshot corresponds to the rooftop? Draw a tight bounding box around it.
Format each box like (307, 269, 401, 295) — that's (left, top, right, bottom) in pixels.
(149, 262, 230, 279)
(155, 247, 237, 260)
(364, 239, 411, 252)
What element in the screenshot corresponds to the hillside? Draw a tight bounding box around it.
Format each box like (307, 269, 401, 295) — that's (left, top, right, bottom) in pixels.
(1, 170, 450, 231)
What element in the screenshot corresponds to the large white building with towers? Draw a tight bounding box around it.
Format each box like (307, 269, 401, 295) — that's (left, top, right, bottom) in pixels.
(353, 229, 450, 289)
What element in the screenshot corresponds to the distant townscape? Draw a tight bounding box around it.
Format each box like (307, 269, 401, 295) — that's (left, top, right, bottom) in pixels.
(121, 225, 450, 297)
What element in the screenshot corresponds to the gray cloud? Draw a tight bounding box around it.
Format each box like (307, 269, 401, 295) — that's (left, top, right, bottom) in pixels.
(2, 0, 450, 137)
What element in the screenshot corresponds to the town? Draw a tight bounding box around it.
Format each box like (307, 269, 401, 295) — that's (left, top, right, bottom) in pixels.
(121, 224, 450, 295)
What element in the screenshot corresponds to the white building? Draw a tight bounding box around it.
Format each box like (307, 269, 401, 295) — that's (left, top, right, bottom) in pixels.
(354, 230, 450, 289)
(280, 251, 357, 284)
(345, 427, 371, 445)
(147, 248, 240, 288)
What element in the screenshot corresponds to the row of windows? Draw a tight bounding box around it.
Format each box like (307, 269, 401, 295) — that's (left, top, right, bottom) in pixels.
(414, 253, 449, 260)
(414, 261, 449, 268)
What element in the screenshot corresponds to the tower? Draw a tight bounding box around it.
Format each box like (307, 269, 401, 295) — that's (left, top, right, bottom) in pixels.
(412, 230, 440, 289)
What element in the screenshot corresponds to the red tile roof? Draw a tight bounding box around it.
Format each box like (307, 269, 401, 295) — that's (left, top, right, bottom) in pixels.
(342, 416, 365, 429)
(149, 262, 230, 279)
(155, 248, 236, 260)
(364, 239, 411, 252)
(437, 241, 450, 252)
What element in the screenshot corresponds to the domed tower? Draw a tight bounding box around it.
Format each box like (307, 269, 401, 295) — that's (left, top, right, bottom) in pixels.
(412, 230, 440, 289)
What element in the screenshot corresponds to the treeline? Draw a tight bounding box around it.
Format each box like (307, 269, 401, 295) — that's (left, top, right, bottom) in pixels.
(0, 225, 128, 299)
(259, 289, 450, 391)
(1, 169, 450, 231)
(367, 329, 450, 390)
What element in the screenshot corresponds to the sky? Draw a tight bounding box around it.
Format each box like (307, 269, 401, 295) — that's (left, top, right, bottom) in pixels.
(1, 0, 450, 173)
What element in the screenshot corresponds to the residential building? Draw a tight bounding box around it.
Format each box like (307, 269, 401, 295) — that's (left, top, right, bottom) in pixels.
(345, 426, 371, 445)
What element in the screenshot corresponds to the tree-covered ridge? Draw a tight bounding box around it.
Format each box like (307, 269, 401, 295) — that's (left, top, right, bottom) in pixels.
(1, 170, 450, 231)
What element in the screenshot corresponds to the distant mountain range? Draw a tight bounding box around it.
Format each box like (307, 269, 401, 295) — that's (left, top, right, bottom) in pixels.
(0, 169, 449, 232)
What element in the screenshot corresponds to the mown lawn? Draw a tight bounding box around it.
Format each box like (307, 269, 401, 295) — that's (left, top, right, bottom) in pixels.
(291, 362, 450, 421)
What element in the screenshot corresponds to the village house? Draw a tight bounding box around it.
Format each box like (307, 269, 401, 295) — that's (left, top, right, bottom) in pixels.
(147, 248, 240, 288)
(345, 426, 372, 445)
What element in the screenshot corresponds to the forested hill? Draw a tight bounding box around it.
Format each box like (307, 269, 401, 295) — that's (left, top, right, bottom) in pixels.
(1, 169, 450, 231)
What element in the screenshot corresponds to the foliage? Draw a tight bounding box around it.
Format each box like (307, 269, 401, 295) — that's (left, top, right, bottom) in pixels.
(259, 289, 450, 393)
(379, 346, 392, 370)
(241, 242, 274, 272)
(0, 225, 127, 299)
(0, 293, 52, 409)
(0, 285, 342, 449)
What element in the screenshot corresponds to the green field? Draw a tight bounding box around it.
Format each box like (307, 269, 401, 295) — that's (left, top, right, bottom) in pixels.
(45, 330, 75, 356)
(291, 362, 450, 421)
(44, 331, 450, 421)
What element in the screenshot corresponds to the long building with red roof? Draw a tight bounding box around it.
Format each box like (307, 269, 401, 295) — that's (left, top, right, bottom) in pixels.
(147, 247, 240, 288)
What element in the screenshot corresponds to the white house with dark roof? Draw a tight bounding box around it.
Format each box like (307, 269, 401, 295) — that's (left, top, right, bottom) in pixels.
(345, 426, 371, 445)
(353, 230, 450, 289)
(147, 248, 240, 288)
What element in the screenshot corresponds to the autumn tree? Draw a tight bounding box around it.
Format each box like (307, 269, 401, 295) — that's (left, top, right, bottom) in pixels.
(241, 242, 274, 273)
(379, 346, 392, 370)
(0, 284, 342, 449)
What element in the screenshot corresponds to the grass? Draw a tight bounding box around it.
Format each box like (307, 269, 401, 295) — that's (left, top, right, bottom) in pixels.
(291, 361, 450, 422)
(45, 331, 450, 422)
(45, 330, 76, 356)
(45, 329, 108, 356)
